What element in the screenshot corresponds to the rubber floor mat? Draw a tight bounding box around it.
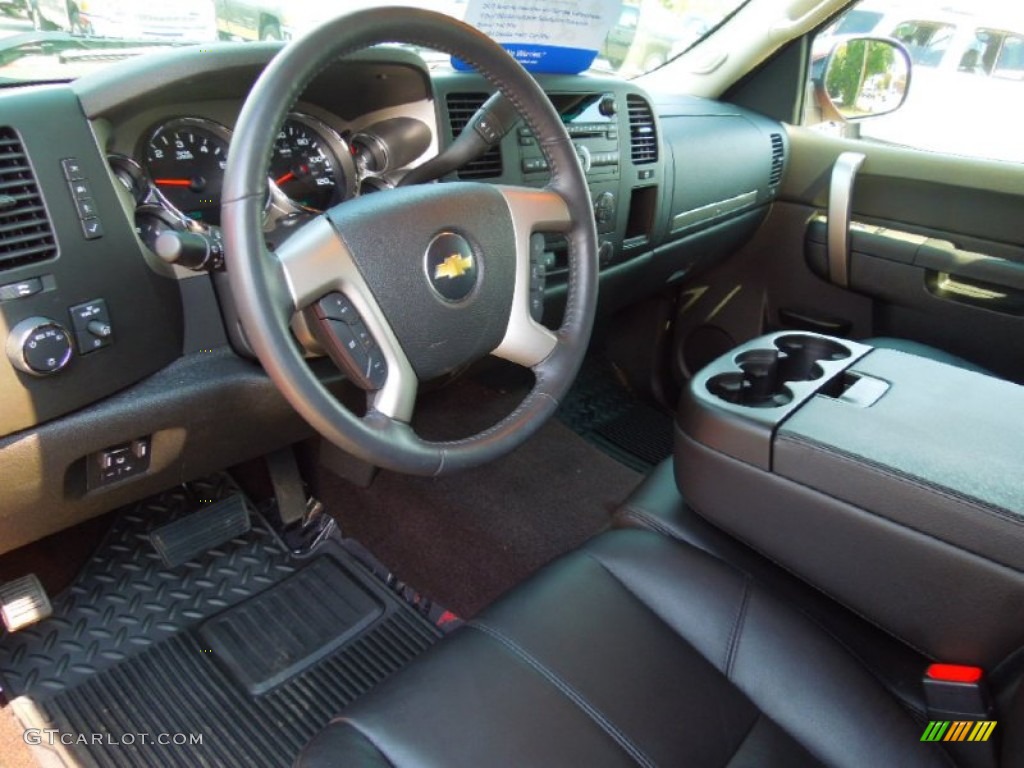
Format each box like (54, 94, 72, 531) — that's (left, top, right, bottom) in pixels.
(558, 357, 674, 471)
(0, 476, 441, 768)
(593, 402, 675, 472)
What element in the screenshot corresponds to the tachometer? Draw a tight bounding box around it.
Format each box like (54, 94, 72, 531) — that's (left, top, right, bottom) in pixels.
(270, 115, 356, 212)
(143, 118, 231, 225)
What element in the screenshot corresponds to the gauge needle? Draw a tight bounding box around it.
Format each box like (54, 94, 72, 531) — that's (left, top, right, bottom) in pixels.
(275, 171, 296, 185)
(154, 178, 193, 187)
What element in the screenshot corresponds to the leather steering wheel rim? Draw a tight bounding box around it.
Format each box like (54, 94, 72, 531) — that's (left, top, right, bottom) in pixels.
(221, 8, 598, 476)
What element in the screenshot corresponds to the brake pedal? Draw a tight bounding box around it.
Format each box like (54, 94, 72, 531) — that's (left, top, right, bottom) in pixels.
(0, 574, 53, 633)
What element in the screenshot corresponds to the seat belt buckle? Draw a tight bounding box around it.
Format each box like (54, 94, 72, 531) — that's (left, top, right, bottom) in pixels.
(921, 664, 998, 768)
(923, 664, 992, 720)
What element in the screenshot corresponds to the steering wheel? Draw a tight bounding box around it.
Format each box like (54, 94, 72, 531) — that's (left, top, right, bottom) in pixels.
(221, 8, 598, 476)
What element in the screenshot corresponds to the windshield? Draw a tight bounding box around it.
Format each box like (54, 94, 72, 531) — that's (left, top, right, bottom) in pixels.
(0, 0, 747, 84)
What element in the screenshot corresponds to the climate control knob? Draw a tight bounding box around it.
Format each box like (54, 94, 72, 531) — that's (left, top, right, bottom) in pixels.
(6, 317, 73, 376)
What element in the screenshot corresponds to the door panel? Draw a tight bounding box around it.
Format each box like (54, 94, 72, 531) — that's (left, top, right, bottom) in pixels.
(692, 125, 1024, 385)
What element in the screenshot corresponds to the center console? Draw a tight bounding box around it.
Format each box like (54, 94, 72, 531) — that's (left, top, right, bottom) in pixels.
(676, 333, 1024, 668)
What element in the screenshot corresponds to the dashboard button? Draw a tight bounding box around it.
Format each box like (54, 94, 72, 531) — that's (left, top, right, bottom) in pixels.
(6, 317, 73, 376)
(81, 217, 104, 240)
(61, 158, 85, 181)
(75, 197, 98, 219)
(69, 299, 113, 354)
(87, 320, 112, 339)
(68, 180, 92, 200)
(0, 278, 43, 301)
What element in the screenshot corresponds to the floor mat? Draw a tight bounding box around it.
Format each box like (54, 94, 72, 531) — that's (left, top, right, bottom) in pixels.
(320, 378, 642, 618)
(0, 477, 441, 768)
(558, 357, 675, 472)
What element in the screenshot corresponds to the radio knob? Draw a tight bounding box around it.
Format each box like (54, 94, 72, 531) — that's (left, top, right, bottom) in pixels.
(7, 317, 73, 376)
(594, 192, 617, 224)
(599, 94, 618, 117)
(574, 143, 592, 173)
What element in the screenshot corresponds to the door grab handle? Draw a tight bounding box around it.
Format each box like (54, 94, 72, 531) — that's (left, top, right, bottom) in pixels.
(827, 152, 866, 288)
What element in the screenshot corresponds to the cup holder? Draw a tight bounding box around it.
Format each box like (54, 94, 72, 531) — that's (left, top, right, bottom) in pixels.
(707, 350, 794, 408)
(774, 334, 851, 382)
(705, 335, 854, 409)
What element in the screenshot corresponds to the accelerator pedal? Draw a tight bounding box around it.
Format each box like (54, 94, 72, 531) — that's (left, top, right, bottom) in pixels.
(150, 494, 251, 568)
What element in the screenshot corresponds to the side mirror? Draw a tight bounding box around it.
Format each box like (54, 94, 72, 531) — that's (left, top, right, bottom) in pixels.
(818, 37, 912, 121)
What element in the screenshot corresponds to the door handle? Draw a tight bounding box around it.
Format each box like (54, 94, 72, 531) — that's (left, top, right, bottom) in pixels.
(827, 152, 866, 288)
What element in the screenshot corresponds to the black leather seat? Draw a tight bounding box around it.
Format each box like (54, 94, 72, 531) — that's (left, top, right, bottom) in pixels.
(613, 460, 937, 720)
(299, 528, 956, 766)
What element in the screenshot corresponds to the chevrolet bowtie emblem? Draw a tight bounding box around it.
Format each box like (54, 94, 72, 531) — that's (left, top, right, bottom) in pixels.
(434, 253, 474, 280)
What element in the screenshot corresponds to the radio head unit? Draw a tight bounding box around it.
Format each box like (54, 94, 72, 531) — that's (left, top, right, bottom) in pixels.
(519, 92, 621, 180)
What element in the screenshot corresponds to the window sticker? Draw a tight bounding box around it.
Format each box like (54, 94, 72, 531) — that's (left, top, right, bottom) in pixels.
(459, 0, 621, 74)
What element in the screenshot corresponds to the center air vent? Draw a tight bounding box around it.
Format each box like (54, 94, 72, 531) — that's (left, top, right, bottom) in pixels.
(446, 93, 503, 180)
(769, 133, 785, 187)
(0, 127, 56, 273)
(627, 94, 658, 165)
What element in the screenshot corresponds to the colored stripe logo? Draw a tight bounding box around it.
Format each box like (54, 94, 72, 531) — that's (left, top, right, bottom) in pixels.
(921, 721, 997, 742)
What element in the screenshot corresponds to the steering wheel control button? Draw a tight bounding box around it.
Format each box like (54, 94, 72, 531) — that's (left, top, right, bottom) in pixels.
(315, 292, 359, 325)
(425, 232, 478, 304)
(0, 277, 43, 301)
(68, 298, 114, 354)
(308, 294, 388, 391)
(529, 232, 548, 322)
(366, 350, 387, 390)
(351, 322, 375, 350)
(6, 317, 73, 376)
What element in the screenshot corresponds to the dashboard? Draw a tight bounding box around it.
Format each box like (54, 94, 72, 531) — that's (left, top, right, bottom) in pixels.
(0, 41, 787, 553)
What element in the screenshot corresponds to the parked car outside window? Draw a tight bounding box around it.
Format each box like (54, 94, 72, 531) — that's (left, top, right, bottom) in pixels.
(807, 0, 1024, 164)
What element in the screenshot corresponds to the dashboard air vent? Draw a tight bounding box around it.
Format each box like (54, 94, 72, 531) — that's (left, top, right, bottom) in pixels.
(627, 94, 658, 165)
(769, 133, 785, 187)
(0, 127, 56, 273)
(446, 93, 503, 180)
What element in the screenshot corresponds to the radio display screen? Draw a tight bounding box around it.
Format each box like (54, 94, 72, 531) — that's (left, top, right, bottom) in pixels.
(550, 94, 613, 125)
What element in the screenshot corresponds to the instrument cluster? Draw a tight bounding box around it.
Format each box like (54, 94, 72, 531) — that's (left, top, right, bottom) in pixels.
(108, 112, 426, 268)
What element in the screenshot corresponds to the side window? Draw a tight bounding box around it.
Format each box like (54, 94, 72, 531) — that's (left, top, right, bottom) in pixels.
(805, 1, 1024, 164)
(891, 21, 955, 67)
(993, 35, 1024, 80)
(959, 30, 1006, 75)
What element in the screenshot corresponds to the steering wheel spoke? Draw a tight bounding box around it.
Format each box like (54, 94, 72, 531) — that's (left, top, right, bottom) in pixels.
(491, 186, 572, 368)
(276, 216, 418, 422)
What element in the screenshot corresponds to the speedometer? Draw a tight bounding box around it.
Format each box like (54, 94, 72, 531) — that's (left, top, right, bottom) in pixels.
(270, 115, 356, 212)
(144, 118, 231, 225)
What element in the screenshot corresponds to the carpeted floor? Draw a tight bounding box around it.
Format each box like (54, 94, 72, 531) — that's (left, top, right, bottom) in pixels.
(319, 378, 642, 617)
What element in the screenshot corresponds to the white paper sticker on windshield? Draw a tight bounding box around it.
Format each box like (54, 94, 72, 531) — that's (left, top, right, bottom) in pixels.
(462, 0, 621, 73)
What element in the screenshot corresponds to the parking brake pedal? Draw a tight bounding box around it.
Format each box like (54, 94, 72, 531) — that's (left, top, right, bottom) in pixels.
(0, 574, 53, 633)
